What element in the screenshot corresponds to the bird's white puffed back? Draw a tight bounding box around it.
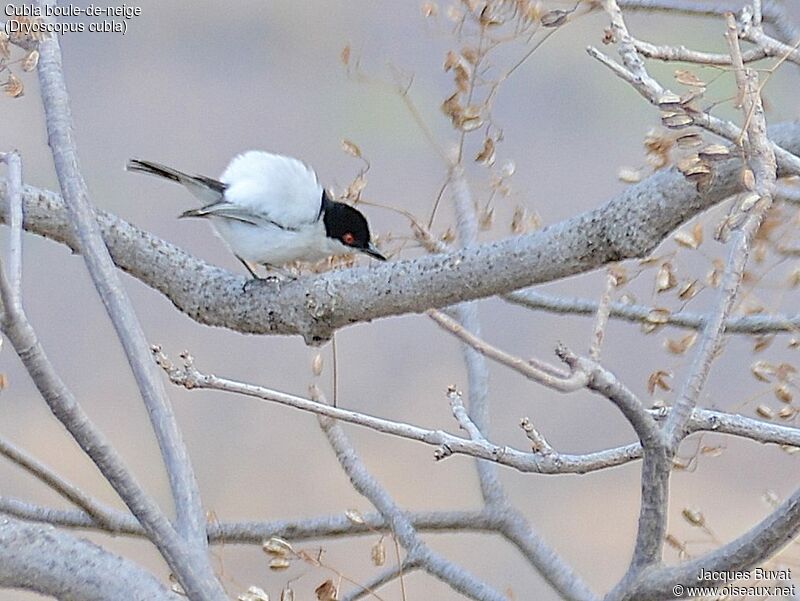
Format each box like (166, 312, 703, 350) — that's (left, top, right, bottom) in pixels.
(220, 151, 323, 226)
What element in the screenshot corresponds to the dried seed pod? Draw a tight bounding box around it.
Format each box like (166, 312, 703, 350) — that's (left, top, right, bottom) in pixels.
(662, 112, 694, 129)
(269, 557, 291, 571)
(345, 509, 365, 524)
(311, 353, 323, 376)
(315, 580, 338, 601)
(655, 262, 677, 292)
(371, 540, 386, 566)
(676, 133, 703, 149)
(681, 508, 705, 527)
(657, 92, 682, 110)
(647, 369, 672, 394)
(340, 139, 361, 159)
(698, 144, 729, 160)
(756, 405, 775, 419)
(262, 537, 293, 556)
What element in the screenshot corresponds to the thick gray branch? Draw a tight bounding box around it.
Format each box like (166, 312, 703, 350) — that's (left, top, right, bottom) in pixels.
(0, 515, 178, 601)
(3, 123, 800, 342)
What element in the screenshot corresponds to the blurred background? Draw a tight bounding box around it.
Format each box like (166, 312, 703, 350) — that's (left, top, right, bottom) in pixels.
(2, 1, 800, 599)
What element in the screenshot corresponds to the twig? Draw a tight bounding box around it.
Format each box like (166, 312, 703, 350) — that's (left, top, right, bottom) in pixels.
(316, 389, 509, 601)
(340, 559, 419, 601)
(156, 349, 800, 474)
(0, 437, 120, 530)
(506, 289, 800, 334)
(428, 309, 587, 391)
(587, 48, 800, 177)
(665, 13, 778, 446)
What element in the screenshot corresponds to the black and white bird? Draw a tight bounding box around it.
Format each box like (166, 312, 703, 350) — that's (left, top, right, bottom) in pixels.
(127, 151, 386, 277)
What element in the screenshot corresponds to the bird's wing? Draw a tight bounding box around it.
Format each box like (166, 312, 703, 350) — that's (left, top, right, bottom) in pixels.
(220, 151, 324, 229)
(179, 202, 299, 231)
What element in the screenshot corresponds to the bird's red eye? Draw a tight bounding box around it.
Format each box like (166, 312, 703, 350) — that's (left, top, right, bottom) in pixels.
(342, 232, 355, 245)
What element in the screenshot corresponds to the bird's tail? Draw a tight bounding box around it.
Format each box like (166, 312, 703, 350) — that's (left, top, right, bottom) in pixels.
(126, 158, 226, 204)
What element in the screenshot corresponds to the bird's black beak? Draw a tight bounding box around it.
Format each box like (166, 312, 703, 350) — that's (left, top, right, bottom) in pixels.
(361, 243, 387, 261)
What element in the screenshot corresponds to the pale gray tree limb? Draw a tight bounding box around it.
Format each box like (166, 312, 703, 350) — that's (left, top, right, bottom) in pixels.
(0, 436, 121, 530)
(618, 486, 800, 601)
(34, 2, 211, 562)
(665, 14, 778, 447)
(0, 152, 220, 599)
(319, 410, 509, 601)
(506, 289, 800, 334)
(157, 350, 800, 472)
(616, 0, 799, 43)
(0, 515, 179, 601)
(4, 122, 800, 342)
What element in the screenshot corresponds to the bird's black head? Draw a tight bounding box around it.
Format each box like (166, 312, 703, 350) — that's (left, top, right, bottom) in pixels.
(322, 193, 386, 261)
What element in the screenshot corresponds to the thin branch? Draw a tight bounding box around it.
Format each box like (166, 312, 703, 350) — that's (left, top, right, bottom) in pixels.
(506, 289, 800, 334)
(441, 169, 505, 506)
(587, 48, 800, 176)
(632, 38, 767, 65)
(665, 12, 778, 446)
(428, 309, 588, 392)
(616, 0, 799, 43)
(600, 0, 673, 576)
(340, 559, 419, 601)
(621, 486, 800, 601)
(35, 2, 210, 559)
(157, 349, 800, 474)
(318, 397, 509, 601)
(0, 496, 498, 542)
(0, 436, 120, 530)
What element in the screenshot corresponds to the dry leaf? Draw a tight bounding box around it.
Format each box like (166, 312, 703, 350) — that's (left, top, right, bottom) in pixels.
(371, 540, 386, 566)
(756, 405, 775, 419)
(280, 588, 295, 601)
(645, 308, 671, 325)
(677, 279, 699, 300)
(475, 137, 495, 165)
(774, 385, 793, 404)
(311, 354, 323, 376)
(340, 44, 351, 66)
(751, 361, 774, 382)
(238, 586, 270, 601)
(0, 31, 10, 59)
(21, 49, 39, 72)
(681, 507, 705, 526)
(540, 9, 569, 27)
(315, 580, 338, 601)
(340, 139, 361, 159)
(655, 262, 677, 292)
(675, 69, 706, 88)
(4, 74, 23, 98)
(647, 369, 672, 394)
(664, 332, 697, 355)
(268, 557, 291, 570)
(698, 144, 729, 160)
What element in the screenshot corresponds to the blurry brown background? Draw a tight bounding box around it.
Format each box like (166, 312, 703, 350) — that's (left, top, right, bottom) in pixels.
(2, 1, 800, 599)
